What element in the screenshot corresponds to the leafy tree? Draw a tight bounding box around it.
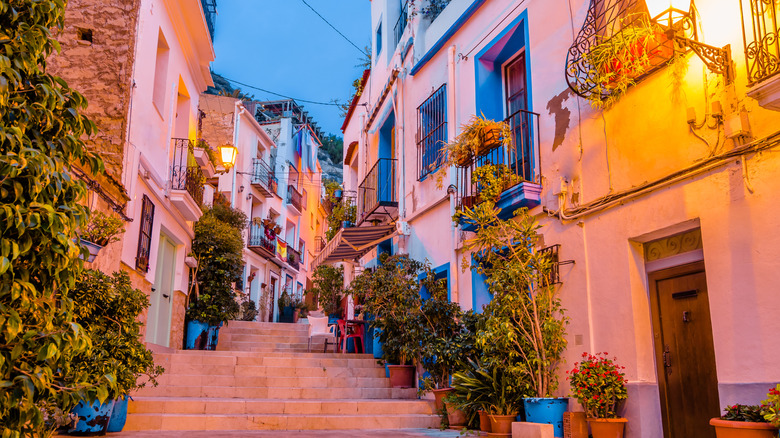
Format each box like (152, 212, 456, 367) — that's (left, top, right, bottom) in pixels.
(307, 265, 344, 316)
(0, 1, 109, 435)
(186, 204, 247, 325)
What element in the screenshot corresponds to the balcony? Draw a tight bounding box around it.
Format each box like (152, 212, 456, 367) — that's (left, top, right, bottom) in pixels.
(170, 139, 204, 221)
(394, 1, 409, 48)
(287, 184, 303, 215)
(456, 109, 542, 229)
(247, 223, 276, 259)
(315, 236, 326, 253)
(357, 158, 398, 226)
(741, 0, 780, 110)
(287, 246, 301, 271)
(250, 158, 276, 197)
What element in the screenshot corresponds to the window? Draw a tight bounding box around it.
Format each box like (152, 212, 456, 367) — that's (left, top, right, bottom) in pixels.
(299, 239, 306, 264)
(417, 85, 447, 180)
(152, 30, 170, 114)
(136, 195, 155, 272)
(375, 21, 383, 59)
(394, 1, 409, 48)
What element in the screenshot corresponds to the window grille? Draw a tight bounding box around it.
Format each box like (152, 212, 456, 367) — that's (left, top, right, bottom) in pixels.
(416, 84, 447, 180)
(740, 0, 780, 84)
(565, 0, 678, 102)
(394, 1, 409, 48)
(136, 195, 155, 272)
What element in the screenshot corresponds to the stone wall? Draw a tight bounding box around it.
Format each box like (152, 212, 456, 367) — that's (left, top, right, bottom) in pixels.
(48, 0, 142, 193)
(170, 290, 187, 349)
(199, 94, 238, 148)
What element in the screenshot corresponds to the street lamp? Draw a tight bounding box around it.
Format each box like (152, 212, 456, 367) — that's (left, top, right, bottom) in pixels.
(646, 0, 734, 84)
(219, 143, 238, 169)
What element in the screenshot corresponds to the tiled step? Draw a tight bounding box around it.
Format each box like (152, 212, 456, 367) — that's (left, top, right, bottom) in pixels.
(135, 385, 418, 400)
(130, 397, 435, 416)
(146, 375, 391, 389)
(124, 413, 439, 431)
(159, 355, 379, 370)
(151, 366, 385, 381)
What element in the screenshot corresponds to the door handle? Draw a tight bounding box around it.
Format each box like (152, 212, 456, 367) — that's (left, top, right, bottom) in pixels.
(663, 345, 672, 375)
(163, 293, 170, 299)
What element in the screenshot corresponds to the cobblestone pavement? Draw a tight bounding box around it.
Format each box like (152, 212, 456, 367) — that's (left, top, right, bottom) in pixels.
(96, 429, 472, 438)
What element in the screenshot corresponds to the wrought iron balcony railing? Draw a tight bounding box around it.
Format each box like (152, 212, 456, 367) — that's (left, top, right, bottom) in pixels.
(358, 159, 398, 225)
(456, 109, 541, 210)
(741, 0, 780, 84)
(251, 158, 277, 196)
(315, 236, 326, 253)
(287, 246, 301, 270)
(248, 223, 276, 256)
(287, 184, 303, 212)
(171, 138, 204, 206)
(394, 1, 409, 48)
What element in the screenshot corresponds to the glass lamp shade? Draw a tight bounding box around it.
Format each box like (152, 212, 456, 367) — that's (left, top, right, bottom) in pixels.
(219, 144, 238, 168)
(647, 0, 691, 26)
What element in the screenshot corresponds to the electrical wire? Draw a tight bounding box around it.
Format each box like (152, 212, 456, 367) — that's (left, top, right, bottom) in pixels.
(459, 0, 528, 60)
(219, 76, 343, 107)
(299, 0, 369, 57)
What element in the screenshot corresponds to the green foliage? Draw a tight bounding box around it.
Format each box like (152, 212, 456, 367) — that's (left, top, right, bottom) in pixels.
(567, 352, 627, 418)
(721, 405, 768, 423)
(79, 210, 125, 247)
(323, 181, 357, 241)
(419, 285, 465, 389)
(349, 254, 430, 366)
(308, 265, 344, 315)
(762, 385, 780, 426)
(472, 163, 522, 204)
(450, 359, 524, 415)
(0, 0, 110, 435)
(459, 174, 567, 399)
(70, 270, 164, 400)
(277, 289, 293, 310)
(240, 298, 258, 322)
(187, 204, 247, 325)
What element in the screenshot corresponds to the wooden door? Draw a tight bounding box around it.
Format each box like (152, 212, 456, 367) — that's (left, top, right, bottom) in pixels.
(648, 262, 720, 438)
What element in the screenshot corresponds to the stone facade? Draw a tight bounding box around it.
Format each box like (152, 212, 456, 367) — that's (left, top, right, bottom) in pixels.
(48, 0, 142, 191)
(169, 290, 187, 349)
(199, 95, 238, 149)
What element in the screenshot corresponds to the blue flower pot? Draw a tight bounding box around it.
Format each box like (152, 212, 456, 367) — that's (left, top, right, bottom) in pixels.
(185, 320, 210, 350)
(69, 399, 115, 435)
(523, 397, 569, 438)
(206, 323, 222, 350)
(372, 328, 383, 359)
(106, 396, 129, 432)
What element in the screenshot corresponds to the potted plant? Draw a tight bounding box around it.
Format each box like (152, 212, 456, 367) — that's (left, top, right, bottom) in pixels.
(186, 204, 246, 349)
(79, 210, 125, 262)
(440, 114, 512, 169)
(277, 289, 294, 323)
(309, 265, 344, 323)
(763, 384, 780, 426)
(710, 404, 778, 438)
(68, 270, 164, 434)
(568, 352, 628, 438)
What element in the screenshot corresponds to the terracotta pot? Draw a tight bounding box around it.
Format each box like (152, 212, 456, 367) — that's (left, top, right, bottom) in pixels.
(588, 417, 628, 438)
(431, 387, 453, 412)
(488, 414, 517, 436)
(710, 418, 779, 438)
(445, 402, 467, 428)
(479, 410, 492, 432)
(479, 126, 503, 153)
(293, 308, 300, 323)
(387, 365, 415, 388)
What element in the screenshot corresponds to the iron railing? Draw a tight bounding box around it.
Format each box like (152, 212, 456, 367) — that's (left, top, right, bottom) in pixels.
(248, 223, 276, 255)
(287, 184, 303, 212)
(394, 1, 409, 48)
(171, 138, 204, 206)
(358, 158, 397, 223)
(287, 246, 301, 270)
(315, 236, 326, 253)
(741, 0, 780, 84)
(417, 84, 447, 180)
(423, 0, 451, 22)
(251, 158, 276, 193)
(456, 109, 541, 210)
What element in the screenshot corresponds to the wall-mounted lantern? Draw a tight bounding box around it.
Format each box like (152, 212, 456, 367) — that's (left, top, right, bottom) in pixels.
(646, 0, 734, 84)
(219, 143, 238, 169)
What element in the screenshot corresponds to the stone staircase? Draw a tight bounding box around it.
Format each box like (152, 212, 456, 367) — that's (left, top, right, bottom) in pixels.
(126, 321, 439, 431)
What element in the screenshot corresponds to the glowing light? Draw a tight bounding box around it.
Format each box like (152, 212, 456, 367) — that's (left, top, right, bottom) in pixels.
(647, 0, 692, 27)
(219, 144, 238, 168)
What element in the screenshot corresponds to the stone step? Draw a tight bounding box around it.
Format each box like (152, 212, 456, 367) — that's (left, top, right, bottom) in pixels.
(130, 397, 434, 416)
(124, 413, 439, 431)
(160, 357, 380, 371)
(152, 365, 385, 381)
(148, 375, 391, 389)
(221, 334, 313, 344)
(216, 341, 315, 352)
(165, 350, 373, 359)
(134, 385, 418, 400)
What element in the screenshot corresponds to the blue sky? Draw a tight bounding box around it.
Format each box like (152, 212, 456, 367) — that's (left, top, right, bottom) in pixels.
(211, 0, 371, 136)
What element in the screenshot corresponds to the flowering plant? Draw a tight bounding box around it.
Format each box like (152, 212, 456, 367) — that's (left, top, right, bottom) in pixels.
(567, 352, 627, 418)
(721, 404, 767, 422)
(762, 384, 780, 426)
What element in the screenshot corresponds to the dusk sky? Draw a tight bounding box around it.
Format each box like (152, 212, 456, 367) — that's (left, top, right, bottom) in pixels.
(211, 0, 372, 136)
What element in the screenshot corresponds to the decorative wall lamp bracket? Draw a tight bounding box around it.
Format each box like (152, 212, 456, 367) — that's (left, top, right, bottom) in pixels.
(648, 1, 735, 85)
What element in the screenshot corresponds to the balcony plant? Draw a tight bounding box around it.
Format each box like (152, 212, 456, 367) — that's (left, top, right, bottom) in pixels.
(568, 352, 628, 438)
(710, 404, 777, 438)
(186, 203, 246, 349)
(79, 210, 126, 262)
(68, 269, 164, 434)
(441, 115, 512, 168)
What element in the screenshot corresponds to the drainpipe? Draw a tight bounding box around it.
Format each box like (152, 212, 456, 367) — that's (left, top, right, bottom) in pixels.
(391, 68, 405, 221)
(230, 102, 243, 208)
(447, 45, 460, 305)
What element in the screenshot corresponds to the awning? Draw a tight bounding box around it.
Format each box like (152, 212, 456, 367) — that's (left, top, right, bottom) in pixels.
(311, 224, 397, 269)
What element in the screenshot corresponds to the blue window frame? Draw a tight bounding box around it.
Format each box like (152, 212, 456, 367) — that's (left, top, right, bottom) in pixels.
(417, 85, 448, 180)
(376, 21, 383, 59)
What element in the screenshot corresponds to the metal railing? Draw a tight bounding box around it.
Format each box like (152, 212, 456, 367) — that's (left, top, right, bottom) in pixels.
(171, 138, 204, 206)
(251, 158, 275, 191)
(423, 0, 451, 22)
(248, 223, 276, 255)
(315, 236, 326, 253)
(287, 246, 301, 270)
(456, 109, 541, 210)
(417, 84, 447, 180)
(358, 158, 397, 223)
(287, 184, 303, 212)
(741, 0, 780, 84)
(394, 1, 409, 48)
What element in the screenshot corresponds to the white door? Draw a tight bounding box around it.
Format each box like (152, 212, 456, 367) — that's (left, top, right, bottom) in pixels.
(147, 236, 176, 346)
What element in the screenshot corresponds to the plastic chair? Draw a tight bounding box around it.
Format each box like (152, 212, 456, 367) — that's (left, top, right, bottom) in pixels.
(308, 316, 337, 352)
(338, 319, 365, 354)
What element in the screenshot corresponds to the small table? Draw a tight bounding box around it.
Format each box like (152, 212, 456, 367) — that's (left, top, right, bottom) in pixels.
(338, 319, 366, 354)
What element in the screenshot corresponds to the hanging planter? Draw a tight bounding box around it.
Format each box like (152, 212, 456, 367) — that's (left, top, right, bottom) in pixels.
(80, 240, 103, 263)
(78, 211, 126, 263)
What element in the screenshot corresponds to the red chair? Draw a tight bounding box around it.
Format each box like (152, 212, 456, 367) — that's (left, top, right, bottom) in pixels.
(337, 319, 365, 354)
